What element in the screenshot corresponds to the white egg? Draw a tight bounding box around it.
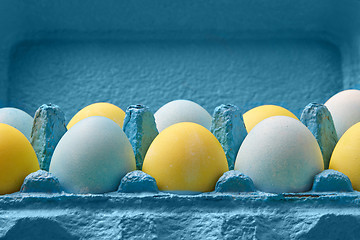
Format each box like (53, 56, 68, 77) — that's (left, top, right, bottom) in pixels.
(234, 116, 323, 193)
(49, 116, 136, 193)
(325, 89, 360, 138)
(154, 100, 212, 132)
(0, 107, 33, 140)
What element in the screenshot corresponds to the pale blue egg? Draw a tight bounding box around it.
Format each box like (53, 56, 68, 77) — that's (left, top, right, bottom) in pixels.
(154, 100, 212, 132)
(235, 116, 324, 193)
(325, 89, 360, 139)
(0, 107, 33, 140)
(49, 116, 136, 194)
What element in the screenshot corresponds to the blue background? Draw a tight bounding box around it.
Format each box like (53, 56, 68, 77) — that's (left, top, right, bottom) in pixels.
(0, 0, 359, 122)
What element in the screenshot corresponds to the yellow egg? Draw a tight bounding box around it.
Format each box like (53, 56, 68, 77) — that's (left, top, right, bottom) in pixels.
(329, 122, 360, 190)
(0, 123, 39, 194)
(243, 105, 298, 132)
(67, 102, 125, 129)
(142, 122, 228, 193)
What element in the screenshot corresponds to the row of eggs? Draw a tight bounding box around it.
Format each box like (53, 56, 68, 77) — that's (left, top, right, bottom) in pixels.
(0, 89, 360, 195)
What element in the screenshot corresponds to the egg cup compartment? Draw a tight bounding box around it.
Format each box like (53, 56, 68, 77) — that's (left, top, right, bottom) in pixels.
(1, 0, 360, 238)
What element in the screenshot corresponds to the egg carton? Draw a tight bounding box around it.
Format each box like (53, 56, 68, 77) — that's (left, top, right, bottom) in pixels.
(1, 0, 360, 239)
(0, 101, 359, 239)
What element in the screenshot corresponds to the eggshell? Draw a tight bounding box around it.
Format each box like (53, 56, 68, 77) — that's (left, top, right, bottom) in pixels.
(235, 116, 323, 193)
(67, 102, 125, 129)
(0, 123, 39, 194)
(50, 116, 136, 193)
(0, 107, 33, 140)
(142, 122, 228, 193)
(243, 105, 298, 132)
(154, 100, 212, 132)
(329, 122, 360, 191)
(324, 89, 360, 138)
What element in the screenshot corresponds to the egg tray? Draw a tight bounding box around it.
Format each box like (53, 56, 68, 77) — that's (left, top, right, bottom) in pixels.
(0, 107, 357, 240)
(0, 191, 360, 239)
(2, 0, 360, 239)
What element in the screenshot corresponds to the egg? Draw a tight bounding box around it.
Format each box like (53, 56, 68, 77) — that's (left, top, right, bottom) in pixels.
(67, 102, 125, 130)
(329, 122, 360, 190)
(324, 89, 360, 138)
(0, 123, 39, 194)
(0, 107, 33, 140)
(235, 116, 323, 193)
(154, 100, 212, 132)
(243, 105, 298, 132)
(142, 122, 228, 193)
(50, 116, 136, 193)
